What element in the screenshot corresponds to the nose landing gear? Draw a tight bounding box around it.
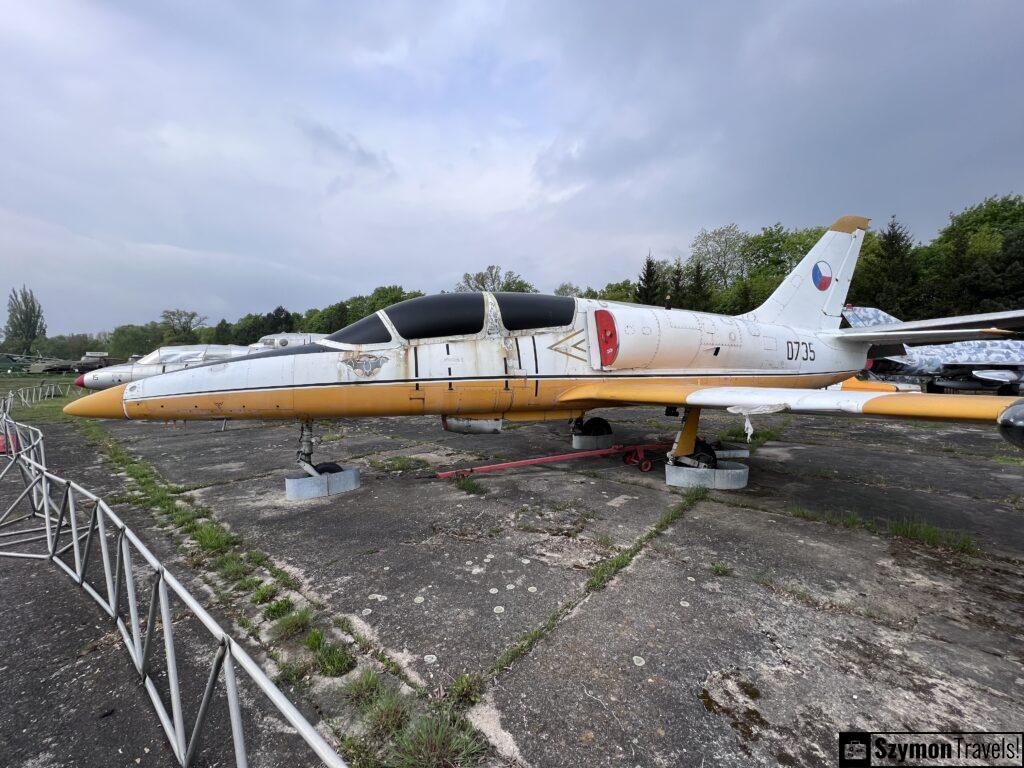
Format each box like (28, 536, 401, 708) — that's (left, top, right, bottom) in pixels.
(288, 421, 361, 500)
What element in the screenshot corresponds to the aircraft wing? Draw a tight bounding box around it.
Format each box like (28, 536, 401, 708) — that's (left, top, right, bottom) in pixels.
(557, 381, 1015, 422)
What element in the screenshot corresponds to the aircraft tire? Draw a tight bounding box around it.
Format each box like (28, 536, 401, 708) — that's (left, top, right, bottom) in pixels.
(581, 417, 612, 436)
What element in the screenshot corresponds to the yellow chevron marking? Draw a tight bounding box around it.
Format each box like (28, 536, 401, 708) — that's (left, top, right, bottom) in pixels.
(547, 329, 588, 362)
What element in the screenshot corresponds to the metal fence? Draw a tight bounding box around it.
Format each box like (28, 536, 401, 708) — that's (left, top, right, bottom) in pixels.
(0, 389, 347, 768)
(3, 381, 77, 408)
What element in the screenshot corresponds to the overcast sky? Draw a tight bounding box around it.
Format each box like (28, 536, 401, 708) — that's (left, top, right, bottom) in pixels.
(1, 1, 1022, 335)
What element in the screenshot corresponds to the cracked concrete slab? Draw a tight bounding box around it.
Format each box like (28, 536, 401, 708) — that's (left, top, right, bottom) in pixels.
(3, 406, 1023, 767)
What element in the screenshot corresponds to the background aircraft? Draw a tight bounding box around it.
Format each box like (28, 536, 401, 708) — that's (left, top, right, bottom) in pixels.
(844, 306, 1024, 395)
(248, 333, 327, 351)
(79, 334, 330, 390)
(77, 344, 251, 390)
(66, 216, 1024, 472)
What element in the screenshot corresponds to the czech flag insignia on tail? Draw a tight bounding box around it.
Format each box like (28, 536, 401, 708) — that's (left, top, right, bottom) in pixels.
(812, 261, 832, 291)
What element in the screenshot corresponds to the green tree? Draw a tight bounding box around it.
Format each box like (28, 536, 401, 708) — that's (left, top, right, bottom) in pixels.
(917, 195, 1024, 317)
(634, 254, 663, 305)
(967, 225, 1024, 313)
(211, 319, 233, 344)
(3, 285, 46, 353)
(108, 322, 165, 359)
(857, 216, 918, 319)
(680, 260, 715, 312)
(455, 266, 537, 293)
(665, 261, 685, 309)
(305, 301, 348, 334)
(160, 309, 207, 344)
(553, 282, 582, 297)
(230, 313, 271, 345)
(596, 279, 636, 302)
(690, 224, 749, 289)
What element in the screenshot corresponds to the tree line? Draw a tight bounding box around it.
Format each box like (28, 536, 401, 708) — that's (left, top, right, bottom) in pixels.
(4, 194, 1022, 360)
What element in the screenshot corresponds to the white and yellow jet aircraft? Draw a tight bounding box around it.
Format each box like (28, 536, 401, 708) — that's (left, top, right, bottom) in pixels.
(65, 216, 1024, 468)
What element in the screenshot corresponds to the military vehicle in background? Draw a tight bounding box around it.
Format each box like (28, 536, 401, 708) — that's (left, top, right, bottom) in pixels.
(28, 351, 112, 375)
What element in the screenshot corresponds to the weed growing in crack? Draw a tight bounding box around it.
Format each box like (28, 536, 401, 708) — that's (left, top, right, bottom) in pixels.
(264, 597, 294, 620)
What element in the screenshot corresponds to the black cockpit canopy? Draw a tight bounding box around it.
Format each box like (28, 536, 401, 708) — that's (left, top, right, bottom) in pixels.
(321, 292, 575, 345)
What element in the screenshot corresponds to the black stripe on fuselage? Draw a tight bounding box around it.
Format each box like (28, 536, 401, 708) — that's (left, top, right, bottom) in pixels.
(127, 370, 858, 401)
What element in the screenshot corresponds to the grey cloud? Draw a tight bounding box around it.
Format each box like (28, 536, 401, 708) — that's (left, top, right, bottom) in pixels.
(1, 1, 1022, 333)
(298, 118, 395, 176)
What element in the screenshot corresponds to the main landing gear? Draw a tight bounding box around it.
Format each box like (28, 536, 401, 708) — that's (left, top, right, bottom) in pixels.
(664, 407, 750, 489)
(287, 421, 361, 500)
(572, 416, 615, 449)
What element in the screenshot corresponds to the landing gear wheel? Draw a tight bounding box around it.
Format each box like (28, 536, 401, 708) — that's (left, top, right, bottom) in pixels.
(690, 438, 718, 469)
(580, 417, 612, 436)
(623, 451, 640, 465)
(639, 458, 653, 472)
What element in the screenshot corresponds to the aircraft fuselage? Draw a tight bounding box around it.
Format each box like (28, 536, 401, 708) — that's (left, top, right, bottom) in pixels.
(112, 294, 869, 422)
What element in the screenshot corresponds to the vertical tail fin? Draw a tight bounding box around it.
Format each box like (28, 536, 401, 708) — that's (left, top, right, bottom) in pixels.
(744, 215, 870, 330)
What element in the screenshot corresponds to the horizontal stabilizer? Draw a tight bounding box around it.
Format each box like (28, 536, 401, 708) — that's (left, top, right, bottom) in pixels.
(829, 327, 1015, 344)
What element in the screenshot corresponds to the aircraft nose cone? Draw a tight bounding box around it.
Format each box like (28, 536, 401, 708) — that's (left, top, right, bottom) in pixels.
(997, 399, 1024, 450)
(63, 383, 129, 419)
(74, 374, 85, 388)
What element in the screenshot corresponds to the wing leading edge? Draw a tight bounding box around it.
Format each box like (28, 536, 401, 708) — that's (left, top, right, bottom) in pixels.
(557, 381, 1018, 423)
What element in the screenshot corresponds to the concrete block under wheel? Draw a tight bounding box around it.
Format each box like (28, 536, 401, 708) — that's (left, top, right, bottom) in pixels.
(285, 467, 361, 500)
(572, 433, 614, 449)
(664, 460, 749, 490)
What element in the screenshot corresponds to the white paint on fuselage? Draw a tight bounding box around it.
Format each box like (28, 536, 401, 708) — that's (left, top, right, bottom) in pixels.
(124, 297, 870, 407)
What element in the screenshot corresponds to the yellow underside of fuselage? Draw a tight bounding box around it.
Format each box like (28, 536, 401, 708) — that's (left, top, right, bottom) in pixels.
(106, 372, 852, 421)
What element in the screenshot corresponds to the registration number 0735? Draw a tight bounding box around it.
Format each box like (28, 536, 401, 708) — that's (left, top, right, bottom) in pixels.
(786, 341, 815, 361)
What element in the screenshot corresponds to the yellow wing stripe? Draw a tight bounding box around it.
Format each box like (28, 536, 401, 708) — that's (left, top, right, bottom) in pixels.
(861, 393, 1012, 422)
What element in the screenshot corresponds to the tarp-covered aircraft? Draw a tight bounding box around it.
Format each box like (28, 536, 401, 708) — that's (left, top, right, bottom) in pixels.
(843, 306, 1024, 395)
(65, 216, 1024, 466)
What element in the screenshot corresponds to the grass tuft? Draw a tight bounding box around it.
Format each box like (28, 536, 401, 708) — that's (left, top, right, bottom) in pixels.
(453, 476, 486, 495)
(710, 562, 733, 577)
(888, 518, 977, 554)
(316, 642, 356, 677)
(264, 597, 294, 620)
(717, 426, 779, 451)
(191, 522, 238, 553)
(366, 688, 412, 740)
(344, 667, 382, 707)
(245, 549, 271, 567)
(305, 627, 326, 652)
(388, 708, 487, 768)
(274, 607, 312, 640)
(370, 456, 429, 472)
(995, 455, 1024, 467)
(253, 582, 279, 605)
(275, 660, 311, 688)
(214, 552, 251, 581)
(446, 673, 484, 709)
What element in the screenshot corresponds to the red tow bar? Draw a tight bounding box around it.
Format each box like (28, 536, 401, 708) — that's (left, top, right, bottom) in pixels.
(435, 442, 673, 479)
